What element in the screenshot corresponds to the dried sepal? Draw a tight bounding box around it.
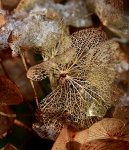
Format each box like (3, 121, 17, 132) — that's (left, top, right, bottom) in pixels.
(87, 118, 125, 142)
(71, 28, 108, 52)
(32, 110, 65, 140)
(29, 28, 120, 140)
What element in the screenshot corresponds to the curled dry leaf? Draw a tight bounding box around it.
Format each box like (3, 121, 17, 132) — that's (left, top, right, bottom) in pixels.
(28, 28, 120, 140)
(80, 139, 129, 150)
(52, 126, 88, 150)
(0, 144, 18, 150)
(51, 126, 77, 150)
(87, 118, 125, 142)
(1, 0, 20, 11)
(86, 0, 129, 43)
(0, 76, 23, 105)
(0, 105, 15, 139)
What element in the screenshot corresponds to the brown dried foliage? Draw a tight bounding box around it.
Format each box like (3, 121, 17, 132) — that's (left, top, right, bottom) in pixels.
(0, 76, 23, 105)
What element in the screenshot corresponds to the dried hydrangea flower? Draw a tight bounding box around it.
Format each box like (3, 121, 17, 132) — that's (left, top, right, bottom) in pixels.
(86, 0, 129, 43)
(27, 28, 120, 140)
(9, 10, 68, 58)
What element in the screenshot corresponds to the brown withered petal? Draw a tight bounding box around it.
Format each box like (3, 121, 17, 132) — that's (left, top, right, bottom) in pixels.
(51, 126, 77, 150)
(80, 139, 129, 150)
(52, 125, 89, 150)
(87, 118, 124, 141)
(0, 76, 23, 105)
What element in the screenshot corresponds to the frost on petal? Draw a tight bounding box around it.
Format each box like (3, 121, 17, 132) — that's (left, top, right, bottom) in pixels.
(15, 0, 92, 27)
(9, 10, 67, 58)
(47, 0, 92, 27)
(0, 13, 22, 51)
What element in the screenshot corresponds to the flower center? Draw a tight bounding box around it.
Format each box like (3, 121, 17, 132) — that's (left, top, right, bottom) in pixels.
(59, 71, 70, 84)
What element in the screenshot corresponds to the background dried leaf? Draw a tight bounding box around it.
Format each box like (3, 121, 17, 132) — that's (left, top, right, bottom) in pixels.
(113, 106, 129, 124)
(52, 126, 89, 150)
(1, 0, 20, 11)
(51, 126, 77, 150)
(0, 76, 23, 105)
(80, 139, 129, 150)
(0, 53, 43, 101)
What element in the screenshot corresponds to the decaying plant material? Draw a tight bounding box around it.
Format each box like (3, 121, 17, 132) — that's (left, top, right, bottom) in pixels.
(86, 0, 129, 43)
(52, 118, 129, 150)
(1, 0, 129, 149)
(15, 0, 92, 27)
(27, 28, 120, 140)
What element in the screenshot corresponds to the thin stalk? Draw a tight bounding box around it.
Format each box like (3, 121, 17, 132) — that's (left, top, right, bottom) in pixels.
(0, 111, 16, 118)
(14, 119, 32, 132)
(20, 52, 39, 108)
